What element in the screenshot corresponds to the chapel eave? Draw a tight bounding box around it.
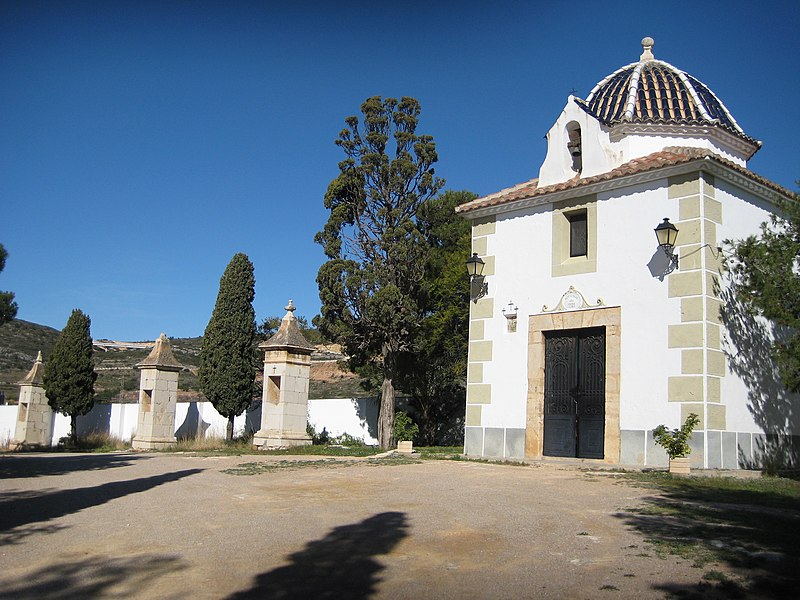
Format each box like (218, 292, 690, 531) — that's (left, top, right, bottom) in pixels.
(456, 149, 795, 220)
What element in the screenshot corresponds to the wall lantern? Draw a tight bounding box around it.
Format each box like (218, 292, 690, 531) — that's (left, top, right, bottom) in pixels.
(654, 217, 679, 270)
(467, 253, 488, 303)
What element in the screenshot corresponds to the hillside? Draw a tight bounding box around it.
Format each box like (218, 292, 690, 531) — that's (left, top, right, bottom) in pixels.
(0, 319, 60, 402)
(0, 319, 370, 403)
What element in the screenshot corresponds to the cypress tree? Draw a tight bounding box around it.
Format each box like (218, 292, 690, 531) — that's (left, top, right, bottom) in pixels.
(199, 253, 257, 441)
(43, 309, 97, 444)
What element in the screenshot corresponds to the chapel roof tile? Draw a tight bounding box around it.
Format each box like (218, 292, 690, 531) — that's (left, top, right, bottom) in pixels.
(455, 148, 795, 215)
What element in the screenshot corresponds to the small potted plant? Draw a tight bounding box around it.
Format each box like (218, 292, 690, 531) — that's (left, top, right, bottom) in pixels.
(393, 411, 419, 454)
(653, 413, 700, 474)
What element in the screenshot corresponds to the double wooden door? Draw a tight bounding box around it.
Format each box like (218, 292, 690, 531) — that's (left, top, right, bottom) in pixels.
(543, 327, 605, 459)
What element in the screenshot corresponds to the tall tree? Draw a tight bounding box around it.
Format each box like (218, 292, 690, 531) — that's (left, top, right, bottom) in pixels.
(199, 253, 257, 440)
(726, 190, 800, 392)
(315, 96, 444, 448)
(0, 243, 18, 326)
(43, 309, 97, 444)
(400, 190, 475, 444)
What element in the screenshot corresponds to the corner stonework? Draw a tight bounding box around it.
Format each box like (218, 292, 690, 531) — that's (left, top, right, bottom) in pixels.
(464, 216, 495, 455)
(666, 172, 726, 467)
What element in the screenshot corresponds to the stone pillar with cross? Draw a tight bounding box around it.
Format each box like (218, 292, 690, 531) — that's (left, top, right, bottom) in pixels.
(253, 300, 314, 449)
(132, 333, 184, 450)
(11, 351, 53, 448)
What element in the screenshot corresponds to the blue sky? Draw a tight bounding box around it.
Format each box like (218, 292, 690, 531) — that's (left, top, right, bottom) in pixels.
(2, 1, 798, 341)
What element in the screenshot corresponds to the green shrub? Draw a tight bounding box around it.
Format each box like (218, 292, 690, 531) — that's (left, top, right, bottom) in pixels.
(330, 432, 365, 447)
(306, 422, 330, 445)
(653, 413, 700, 459)
(393, 411, 419, 442)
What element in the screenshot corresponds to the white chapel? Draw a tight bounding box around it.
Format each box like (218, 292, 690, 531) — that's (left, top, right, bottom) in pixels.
(457, 38, 797, 468)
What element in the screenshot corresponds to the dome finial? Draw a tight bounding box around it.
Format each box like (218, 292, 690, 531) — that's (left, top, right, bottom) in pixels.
(640, 36, 655, 61)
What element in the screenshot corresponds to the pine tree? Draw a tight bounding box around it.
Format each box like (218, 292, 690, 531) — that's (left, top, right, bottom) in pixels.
(315, 96, 444, 448)
(199, 253, 257, 441)
(43, 309, 97, 444)
(400, 190, 475, 444)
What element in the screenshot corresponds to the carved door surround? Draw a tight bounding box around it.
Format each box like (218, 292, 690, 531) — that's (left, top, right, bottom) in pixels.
(526, 300, 621, 463)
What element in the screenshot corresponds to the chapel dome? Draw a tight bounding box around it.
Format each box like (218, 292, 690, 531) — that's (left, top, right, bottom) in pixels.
(575, 37, 759, 150)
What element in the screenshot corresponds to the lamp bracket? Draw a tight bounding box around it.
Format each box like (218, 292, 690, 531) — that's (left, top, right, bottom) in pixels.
(470, 275, 488, 303)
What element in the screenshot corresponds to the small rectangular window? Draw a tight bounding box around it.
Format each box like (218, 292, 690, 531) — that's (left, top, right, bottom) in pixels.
(142, 389, 152, 412)
(268, 376, 281, 405)
(568, 211, 588, 257)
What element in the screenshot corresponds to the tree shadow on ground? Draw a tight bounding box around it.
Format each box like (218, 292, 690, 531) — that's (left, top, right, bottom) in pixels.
(0, 453, 148, 479)
(0, 468, 203, 535)
(0, 553, 188, 599)
(228, 511, 408, 600)
(617, 478, 800, 598)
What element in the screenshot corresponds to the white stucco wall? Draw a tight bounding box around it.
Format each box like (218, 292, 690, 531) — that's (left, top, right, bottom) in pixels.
(620, 134, 747, 167)
(480, 178, 685, 434)
(0, 398, 379, 448)
(0, 405, 15, 447)
(538, 98, 748, 188)
(473, 167, 795, 467)
(712, 179, 796, 436)
(307, 398, 379, 445)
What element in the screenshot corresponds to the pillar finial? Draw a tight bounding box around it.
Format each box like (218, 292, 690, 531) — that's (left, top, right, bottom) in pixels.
(640, 36, 655, 61)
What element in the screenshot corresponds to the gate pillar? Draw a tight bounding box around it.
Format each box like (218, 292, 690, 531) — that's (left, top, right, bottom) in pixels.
(253, 301, 314, 449)
(10, 351, 53, 448)
(132, 333, 184, 450)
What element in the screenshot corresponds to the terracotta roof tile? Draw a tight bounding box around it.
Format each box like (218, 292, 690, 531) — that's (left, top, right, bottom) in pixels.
(456, 148, 795, 215)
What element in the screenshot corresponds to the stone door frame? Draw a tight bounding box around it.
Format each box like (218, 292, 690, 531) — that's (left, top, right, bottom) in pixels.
(526, 306, 621, 463)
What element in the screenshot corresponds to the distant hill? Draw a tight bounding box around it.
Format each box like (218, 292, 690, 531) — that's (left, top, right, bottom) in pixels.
(0, 319, 370, 404)
(0, 319, 60, 402)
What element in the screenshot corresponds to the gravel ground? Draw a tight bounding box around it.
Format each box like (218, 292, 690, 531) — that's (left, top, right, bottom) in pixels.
(0, 452, 737, 599)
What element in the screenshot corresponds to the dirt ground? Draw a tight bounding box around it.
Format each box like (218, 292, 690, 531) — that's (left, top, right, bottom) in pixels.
(0, 453, 746, 599)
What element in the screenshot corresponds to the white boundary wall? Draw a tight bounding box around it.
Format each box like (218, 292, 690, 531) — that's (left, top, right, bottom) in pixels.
(0, 398, 380, 447)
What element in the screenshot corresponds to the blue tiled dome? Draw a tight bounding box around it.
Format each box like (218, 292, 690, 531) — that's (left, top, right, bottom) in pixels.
(576, 38, 757, 146)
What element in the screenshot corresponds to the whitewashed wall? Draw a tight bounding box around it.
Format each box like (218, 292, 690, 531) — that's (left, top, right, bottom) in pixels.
(482, 179, 684, 433)
(715, 180, 798, 437)
(0, 405, 15, 447)
(470, 172, 797, 468)
(538, 99, 747, 189)
(307, 398, 380, 445)
(0, 398, 380, 447)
